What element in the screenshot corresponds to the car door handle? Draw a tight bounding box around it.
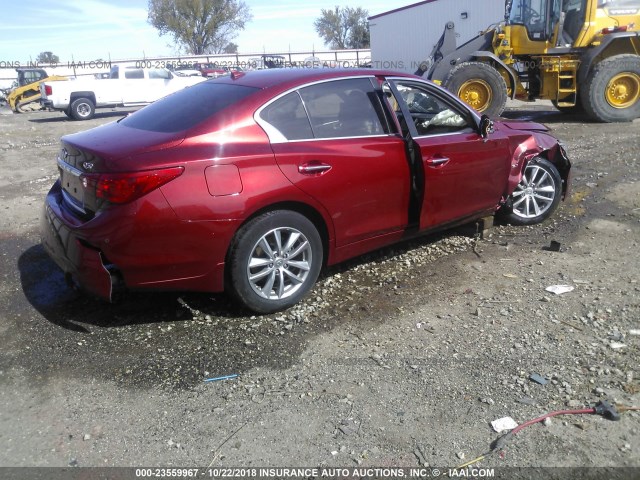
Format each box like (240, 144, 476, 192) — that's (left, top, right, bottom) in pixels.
(426, 157, 450, 166)
(298, 162, 332, 174)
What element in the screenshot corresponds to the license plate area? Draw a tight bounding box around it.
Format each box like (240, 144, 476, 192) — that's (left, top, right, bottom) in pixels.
(58, 157, 88, 215)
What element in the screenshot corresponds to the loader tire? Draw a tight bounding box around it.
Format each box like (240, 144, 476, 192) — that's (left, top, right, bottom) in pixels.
(443, 62, 507, 117)
(581, 54, 640, 123)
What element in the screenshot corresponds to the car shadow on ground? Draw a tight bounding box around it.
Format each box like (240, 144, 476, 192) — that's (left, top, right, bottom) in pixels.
(18, 243, 243, 333)
(16, 243, 313, 388)
(501, 108, 594, 124)
(18, 222, 476, 333)
(14, 227, 478, 388)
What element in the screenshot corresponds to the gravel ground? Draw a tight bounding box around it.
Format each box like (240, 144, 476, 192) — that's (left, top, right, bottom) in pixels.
(0, 103, 638, 479)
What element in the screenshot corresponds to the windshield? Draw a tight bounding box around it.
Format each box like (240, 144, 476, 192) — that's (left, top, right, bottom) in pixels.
(508, 0, 550, 27)
(508, 0, 572, 39)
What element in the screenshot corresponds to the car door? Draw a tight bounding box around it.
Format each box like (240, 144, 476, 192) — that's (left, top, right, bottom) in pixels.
(387, 79, 512, 230)
(121, 68, 148, 105)
(257, 77, 411, 247)
(146, 68, 173, 103)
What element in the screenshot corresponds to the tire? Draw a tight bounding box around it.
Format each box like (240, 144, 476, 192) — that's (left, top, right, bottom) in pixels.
(443, 62, 508, 117)
(581, 54, 640, 123)
(227, 210, 323, 313)
(503, 158, 562, 226)
(70, 97, 95, 120)
(63, 108, 73, 118)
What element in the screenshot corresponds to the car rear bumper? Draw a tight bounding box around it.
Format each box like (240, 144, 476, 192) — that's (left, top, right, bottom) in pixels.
(40, 181, 232, 300)
(41, 189, 117, 301)
(41, 212, 115, 301)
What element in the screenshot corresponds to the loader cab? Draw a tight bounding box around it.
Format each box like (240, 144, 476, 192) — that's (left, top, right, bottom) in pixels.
(506, 0, 588, 52)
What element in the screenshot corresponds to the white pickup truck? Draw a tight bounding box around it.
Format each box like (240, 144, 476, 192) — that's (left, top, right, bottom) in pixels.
(40, 65, 206, 120)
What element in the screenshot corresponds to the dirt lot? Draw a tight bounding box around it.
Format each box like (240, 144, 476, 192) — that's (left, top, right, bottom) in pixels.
(0, 103, 638, 478)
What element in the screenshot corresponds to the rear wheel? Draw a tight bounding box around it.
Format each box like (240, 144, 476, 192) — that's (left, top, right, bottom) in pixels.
(582, 55, 640, 122)
(70, 97, 95, 120)
(228, 210, 323, 313)
(444, 62, 508, 117)
(503, 158, 562, 226)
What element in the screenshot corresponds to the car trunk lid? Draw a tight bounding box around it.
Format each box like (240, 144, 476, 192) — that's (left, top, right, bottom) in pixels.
(57, 121, 185, 219)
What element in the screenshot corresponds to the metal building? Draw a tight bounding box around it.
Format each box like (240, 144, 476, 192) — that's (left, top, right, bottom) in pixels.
(369, 0, 505, 74)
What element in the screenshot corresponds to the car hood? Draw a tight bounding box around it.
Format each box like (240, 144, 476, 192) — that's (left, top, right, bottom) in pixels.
(61, 120, 185, 170)
(498, 119, 549, 133)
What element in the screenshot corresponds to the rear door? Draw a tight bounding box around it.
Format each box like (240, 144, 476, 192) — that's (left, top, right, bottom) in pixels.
(387, 79, 512, 229)
(146, 68, 173, 102)
(257, 77, 411, 247)
(121, 68, 148, 105)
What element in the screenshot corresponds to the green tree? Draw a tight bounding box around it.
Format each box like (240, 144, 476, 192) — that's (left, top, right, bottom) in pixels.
(148, 0, 251, 54)
(35, 51, 60, 64)
(222, 42, 238, 54)
(314, 6, 370, 49)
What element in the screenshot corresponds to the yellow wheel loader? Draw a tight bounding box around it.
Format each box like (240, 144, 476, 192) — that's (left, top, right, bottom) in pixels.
(419, 0, 640, 122)
(7, 68, 67, 113)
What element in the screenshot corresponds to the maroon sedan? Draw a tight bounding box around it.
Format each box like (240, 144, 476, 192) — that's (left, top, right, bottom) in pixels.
(41, 68, 570, 313)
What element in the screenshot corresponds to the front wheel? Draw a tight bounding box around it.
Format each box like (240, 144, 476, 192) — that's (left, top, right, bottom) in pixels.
(443, 62, 508, 117)
(502, 158, 562, 226)
(70, 97, 95, 120)
(228, 210, 323, 313)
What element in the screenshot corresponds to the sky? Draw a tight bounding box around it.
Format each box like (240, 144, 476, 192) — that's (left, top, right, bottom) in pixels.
(0, 0, 416, 63)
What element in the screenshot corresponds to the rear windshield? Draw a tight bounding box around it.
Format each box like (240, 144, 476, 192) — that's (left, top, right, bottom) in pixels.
(120, 82, 259, 133)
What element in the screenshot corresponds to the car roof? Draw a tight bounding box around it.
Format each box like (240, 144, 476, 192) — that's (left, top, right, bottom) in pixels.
(216, 68, 418, 90)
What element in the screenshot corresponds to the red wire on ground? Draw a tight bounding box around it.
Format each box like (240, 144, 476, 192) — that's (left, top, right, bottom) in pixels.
(509, 407, 595, 435)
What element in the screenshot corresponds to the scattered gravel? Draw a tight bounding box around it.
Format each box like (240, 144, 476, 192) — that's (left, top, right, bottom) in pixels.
(0, 106, 638, 470)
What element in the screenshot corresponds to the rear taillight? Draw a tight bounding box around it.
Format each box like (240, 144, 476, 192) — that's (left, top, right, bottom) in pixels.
(44, 85, 52, 96)
(83, 166, 184, 204)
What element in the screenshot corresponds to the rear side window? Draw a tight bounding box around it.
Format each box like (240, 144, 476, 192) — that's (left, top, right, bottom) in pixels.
(121, 82, 259, 133)
(258, 77, 389, 141)
(149, 69, 171, 79)
(124, 69, 144, 79)
(259, 92, 314, 140)
(299, 78, 387, 138)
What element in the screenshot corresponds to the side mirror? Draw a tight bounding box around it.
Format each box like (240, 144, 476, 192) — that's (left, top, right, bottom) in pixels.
(480, 115, 495, 138)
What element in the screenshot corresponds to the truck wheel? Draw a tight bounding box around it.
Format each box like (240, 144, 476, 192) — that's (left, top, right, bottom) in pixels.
(582, 54, 640, 122)
(70, 97, 95, 120)
(444, 62, 508, 117)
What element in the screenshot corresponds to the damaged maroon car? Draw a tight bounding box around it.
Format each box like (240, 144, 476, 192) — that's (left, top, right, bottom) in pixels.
(41, 68, 570, 313)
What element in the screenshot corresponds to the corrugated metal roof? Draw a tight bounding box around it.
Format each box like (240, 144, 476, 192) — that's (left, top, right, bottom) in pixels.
(368, 0, 440, 20)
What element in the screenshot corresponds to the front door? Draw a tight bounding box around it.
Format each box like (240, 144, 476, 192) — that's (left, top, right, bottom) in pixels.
(388, 79, 512, 230)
